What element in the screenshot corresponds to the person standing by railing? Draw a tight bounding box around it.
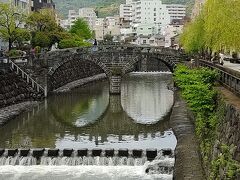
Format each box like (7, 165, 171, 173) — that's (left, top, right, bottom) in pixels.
(92, 39, 98, 52)
(219, 52, 224, 65)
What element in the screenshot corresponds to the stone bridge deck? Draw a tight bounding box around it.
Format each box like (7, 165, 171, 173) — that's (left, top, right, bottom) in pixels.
(43, 45, 184, 94)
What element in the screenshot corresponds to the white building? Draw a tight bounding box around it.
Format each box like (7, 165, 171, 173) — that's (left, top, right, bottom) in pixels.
(166, 4, 186, 22)
(162, 19, 184, 47)
(120, 4, 132, 21)
(191, 0, 205, 19)
(79, 8, 97, 30)
(94, 16, 121, 41)
(120, 0, 186, 36)
(60, 8, 97, 30)
(133, 34, 165, 46)
(94, 18, 104, 40)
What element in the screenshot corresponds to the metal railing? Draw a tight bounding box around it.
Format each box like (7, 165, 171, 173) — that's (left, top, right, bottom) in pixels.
(9, 59, 47, 97)
(199, 59, 240, 96)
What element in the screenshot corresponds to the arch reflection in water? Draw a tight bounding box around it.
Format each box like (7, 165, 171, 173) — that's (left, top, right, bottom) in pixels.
(50, 86, 109, 127)
(121, 72, 174, 124)
(0, 73, 176, 150)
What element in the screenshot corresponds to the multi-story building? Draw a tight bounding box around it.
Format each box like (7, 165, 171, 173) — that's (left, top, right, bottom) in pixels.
(120, 0, 186, 36)
(94, 16, 121, 41)
(166, 4, 186, 22)
(191, 0, 205, 19)
(60, 8, 97, 30)
(31, 0, 55, 11)
(67, 10, 78, 27)
(79, 8, 97, 30)
(94, 18, 105, 40)
(0, 0, 31, 13)
(120, 4, 132, 21)
(162, 19, 184, 47)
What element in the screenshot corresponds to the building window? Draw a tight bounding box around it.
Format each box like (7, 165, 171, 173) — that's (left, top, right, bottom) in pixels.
(143, 40, 146, 44)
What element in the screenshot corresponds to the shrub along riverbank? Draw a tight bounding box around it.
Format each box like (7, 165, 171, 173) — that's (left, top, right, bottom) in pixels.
(174, 65, 240, 179)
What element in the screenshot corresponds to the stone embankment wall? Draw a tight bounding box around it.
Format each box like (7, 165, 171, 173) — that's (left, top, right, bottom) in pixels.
(217, 103, 240, 161)
(0, 71, 42, 108)
(206, 98, 240, 179)
(170, 91, 204, 180)
(49, 59, 104, 90)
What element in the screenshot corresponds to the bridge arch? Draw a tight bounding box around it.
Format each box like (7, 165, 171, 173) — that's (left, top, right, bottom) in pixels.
(45, 46, 182, 93)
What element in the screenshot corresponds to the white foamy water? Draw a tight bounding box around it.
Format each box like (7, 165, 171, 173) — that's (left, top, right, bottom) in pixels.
(0, 165, 173, 180)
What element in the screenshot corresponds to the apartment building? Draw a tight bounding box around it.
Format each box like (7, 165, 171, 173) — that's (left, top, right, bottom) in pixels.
(120, 0, 186, 36)
(79, 8, 97, 30)
(60, 8, 97, 30)
(31, 0, 55, 11)
(120, 4, 132, 21)
(166, 4, 186, 22)
(191, 0, 205, 19)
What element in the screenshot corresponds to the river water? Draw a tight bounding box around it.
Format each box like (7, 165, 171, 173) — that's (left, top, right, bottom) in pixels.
(0, 72, 176, 180)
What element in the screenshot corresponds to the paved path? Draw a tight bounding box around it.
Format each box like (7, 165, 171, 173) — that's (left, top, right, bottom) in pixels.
(223, 61, 240, 72)
(170, 91, 205, 180)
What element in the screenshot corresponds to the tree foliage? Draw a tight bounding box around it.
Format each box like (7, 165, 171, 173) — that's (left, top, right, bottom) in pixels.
(27, 8, 57, 32)
(0, 3, 29, 50)
(174, 65, 240, 179)
(180, 0, 240, 53)
(70, 18, 92, 40)
(27, 9, 68, 48)
(180, 14, 205, 53)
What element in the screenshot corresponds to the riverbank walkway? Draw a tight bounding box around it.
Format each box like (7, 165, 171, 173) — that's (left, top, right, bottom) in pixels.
(223, 61, 240, 72)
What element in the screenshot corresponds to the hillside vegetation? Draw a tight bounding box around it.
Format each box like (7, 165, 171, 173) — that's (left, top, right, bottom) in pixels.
(54, 0, 194, 18)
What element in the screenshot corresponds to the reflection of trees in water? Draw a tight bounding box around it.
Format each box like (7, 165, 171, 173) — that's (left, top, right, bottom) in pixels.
(0, 74, 174, 148)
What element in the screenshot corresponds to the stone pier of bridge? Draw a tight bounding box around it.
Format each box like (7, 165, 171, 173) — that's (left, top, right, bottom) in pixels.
(109, 75, 122, 94)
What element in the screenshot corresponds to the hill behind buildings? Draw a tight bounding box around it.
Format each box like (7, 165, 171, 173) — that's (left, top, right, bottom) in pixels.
(54, 0, 194, 18)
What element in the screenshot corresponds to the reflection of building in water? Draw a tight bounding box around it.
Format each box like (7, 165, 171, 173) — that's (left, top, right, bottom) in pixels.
(0, 76, 176, 149)
(55, 131, 176, 149)
(121, 73, 174, 124)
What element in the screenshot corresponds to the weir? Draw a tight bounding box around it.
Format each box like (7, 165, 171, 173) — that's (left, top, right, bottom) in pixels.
(0, 73, 176, 179)
(0, 148, 173, 167)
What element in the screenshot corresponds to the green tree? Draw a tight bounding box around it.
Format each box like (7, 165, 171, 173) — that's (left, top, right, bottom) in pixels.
(27, 8, 67, 48)
(180, 14, 205, 53)
(204, 0, 240, 51)
(0, 3, 29, 50)
(70, 18, 92, 40)
(27, 8, 57, 32)
(181, 0, 240, 53)
(31, 31, 50, 48)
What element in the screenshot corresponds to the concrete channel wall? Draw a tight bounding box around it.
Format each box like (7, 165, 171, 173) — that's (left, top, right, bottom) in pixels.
(170, 91, 205, 180)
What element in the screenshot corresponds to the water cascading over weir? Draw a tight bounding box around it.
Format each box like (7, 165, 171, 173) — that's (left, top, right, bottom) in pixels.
(0, 148, 174, 175)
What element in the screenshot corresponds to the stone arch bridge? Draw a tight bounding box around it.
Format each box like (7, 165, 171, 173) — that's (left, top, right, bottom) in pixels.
(44, 45, 184, 94)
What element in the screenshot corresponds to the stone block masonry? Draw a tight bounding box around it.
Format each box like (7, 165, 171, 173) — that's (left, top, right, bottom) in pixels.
(0, 71, 43, 108)
(49, 59, 104, 91)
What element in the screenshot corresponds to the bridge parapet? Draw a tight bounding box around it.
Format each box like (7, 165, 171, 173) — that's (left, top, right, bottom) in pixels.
(44, 46, 183, 94)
